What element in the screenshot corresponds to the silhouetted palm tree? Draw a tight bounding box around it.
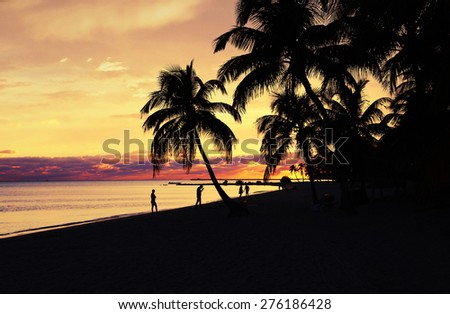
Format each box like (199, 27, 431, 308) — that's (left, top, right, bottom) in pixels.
(216, 0, 449, 203)
(289, 165, 300, 182)
(256, 91, 323, 202)
(349, 0, 450, 200)
(214, 0, 326, 120)
(322, 75, 391, 201)
(214, 0, 391, 211)
(323, 76, 390, 145)
(140, 61, 246, 215)
(214, 0, 379, 122)
(290, 163, 306, 182)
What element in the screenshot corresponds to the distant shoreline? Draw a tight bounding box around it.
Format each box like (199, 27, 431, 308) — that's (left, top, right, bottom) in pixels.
(0, 179, 285, 183)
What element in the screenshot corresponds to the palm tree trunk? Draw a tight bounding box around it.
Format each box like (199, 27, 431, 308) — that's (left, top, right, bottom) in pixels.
(300, 73, 357, 212)
(289, 75, 319, 203)
(299, 73, 330, 123)
(194, 130, 247, 216)
(302, 141, 319, 204)
(307, 165, 319, 204)
(334, 151, 356, 214)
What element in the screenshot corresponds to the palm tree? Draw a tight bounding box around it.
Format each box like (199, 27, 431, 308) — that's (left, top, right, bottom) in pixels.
(347, 0, 450, 201)
(140, 61, 246, 215)
(289, 165, 300, 182)
(256, 91, 323, 203)
(289, 163, 306, 182)
(323, 76, 390, 146)
(213, 0, 379, 122)
(322, 75, 391, 202)
(378, 0, 450, 200)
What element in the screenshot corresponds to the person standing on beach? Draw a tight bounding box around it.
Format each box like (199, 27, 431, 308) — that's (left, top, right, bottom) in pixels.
(150, 189, 158, 212)
(245, 184, 250, 196)
(239, 185, 244, 198)
(195, 185, 204, 207)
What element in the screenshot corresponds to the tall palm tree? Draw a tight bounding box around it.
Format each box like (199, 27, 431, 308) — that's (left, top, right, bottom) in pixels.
(140, 61, 246, 215)
(323, 76, 390, 146)
(213, 0, 379, 121)
(322, 75, 391, 201)
(347, 0, 450, 201)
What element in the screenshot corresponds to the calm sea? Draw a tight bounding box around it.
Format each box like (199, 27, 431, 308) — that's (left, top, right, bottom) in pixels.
(0, 180, 278, 237)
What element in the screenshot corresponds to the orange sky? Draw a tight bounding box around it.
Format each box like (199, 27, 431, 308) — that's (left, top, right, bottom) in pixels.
(0, 0, 387, 181)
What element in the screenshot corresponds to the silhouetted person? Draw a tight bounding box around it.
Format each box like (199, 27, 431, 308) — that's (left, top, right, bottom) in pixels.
(195, 184, 204, 207)
(239, 185, 243, 198)
(150, 189, 158, 212)
(245, 184, 250, 196)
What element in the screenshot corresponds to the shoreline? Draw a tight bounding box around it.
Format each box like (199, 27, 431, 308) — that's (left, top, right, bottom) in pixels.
(0, 188, 281, 240)
(0, 180, 281, 239)
(0, 183, 449, 293)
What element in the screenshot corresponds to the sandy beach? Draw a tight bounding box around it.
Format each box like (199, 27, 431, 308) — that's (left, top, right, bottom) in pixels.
(0, 183, 449, 294)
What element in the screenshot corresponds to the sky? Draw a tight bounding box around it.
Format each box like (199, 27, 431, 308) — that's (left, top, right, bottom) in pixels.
(0, 0, 386, 181)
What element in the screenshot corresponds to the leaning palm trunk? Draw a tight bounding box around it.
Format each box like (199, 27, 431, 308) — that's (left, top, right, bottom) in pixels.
(299, 74, 330, 123)
(194, 130, 247, 216)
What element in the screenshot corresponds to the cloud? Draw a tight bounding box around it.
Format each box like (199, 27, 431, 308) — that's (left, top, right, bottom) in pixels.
(0, 150, 16, 154)
(96, 59, 129, 72)
(0, 79, 29, 90)
(0, 154, 285, 182)
(0, 156, 149, 181)
(23, 0, 204, 41)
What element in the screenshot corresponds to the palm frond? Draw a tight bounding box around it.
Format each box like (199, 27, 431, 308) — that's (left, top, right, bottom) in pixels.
(232, 61, 284, 112)
(150, 119, 181, 177)
(196, 79, 227, 100)
(217, 52, 269, 83)
(213, 26, 262, 53)
(360, 97, 391, 124)
(200, 102, 242, 123)
(141, 108, 180, 133)
(196, 111, 238, 163)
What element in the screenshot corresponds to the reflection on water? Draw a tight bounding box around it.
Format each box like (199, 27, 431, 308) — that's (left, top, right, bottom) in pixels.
(0, 181, 278, 237)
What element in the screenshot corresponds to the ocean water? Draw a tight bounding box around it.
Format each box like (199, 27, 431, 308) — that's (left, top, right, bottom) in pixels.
(0, 180, 278, 237)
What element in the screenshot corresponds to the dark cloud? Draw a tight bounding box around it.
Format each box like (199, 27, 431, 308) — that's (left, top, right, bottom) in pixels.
(0, 155, 197, 181)
(0, 153, 281, 181)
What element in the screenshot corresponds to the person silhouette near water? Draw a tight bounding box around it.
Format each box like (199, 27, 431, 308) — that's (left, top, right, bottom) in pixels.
(239, 185, 244, 198)
(150, 189, 158, 212)
(195, 185, 204, 207)
(245, 184, 250, 196)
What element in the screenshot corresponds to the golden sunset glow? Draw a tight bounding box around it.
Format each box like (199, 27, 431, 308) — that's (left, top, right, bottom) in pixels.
(0, 0, 386, 181)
